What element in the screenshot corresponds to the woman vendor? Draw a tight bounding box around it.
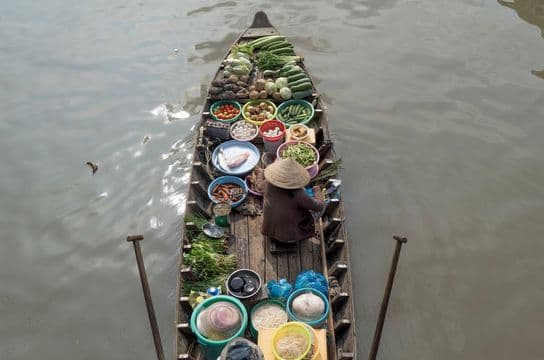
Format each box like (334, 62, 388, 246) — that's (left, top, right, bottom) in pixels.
(261, 158, 324, 243)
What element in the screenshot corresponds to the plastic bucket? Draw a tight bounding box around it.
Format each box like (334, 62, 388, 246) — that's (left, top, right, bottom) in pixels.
(190, 295, 248, 360)
(249, 299, 287, 338)
(286, 288, 330, 328)
(272, 322, 312, 360)
(213, 203, 231, 226)
(260, 120, 285, 154)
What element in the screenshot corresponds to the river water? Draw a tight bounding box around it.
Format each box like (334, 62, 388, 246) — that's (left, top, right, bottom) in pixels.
(1, 1, 543, 359)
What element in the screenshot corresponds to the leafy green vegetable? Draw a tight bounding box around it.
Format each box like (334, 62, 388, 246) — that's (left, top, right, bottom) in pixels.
(185, 242, 236, 280)
(182, 212, 236, 293)
(282, 143, 316, 167)
(256, 51, 302, 71)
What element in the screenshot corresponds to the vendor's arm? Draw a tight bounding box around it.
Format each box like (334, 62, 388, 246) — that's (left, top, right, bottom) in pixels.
(294, 188, 324, 211)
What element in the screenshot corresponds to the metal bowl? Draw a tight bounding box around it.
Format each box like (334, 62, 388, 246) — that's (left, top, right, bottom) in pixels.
(202, 223, 225, 238)
(225, 269, 262, 300)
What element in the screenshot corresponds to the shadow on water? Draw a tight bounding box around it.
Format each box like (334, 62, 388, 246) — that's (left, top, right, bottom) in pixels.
(498, 0, 544, 78)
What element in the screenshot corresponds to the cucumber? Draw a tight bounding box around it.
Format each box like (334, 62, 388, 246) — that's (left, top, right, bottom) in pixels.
(279, 65, 295, 76)
(287, 73, 308, 83)
(287, 78, 310, 87)
(283, 67, 304, 77)
(260, 39, 289, 50)
(249, 35, 285, 48)
(263, 70, 278, 77)
(284, 60, 297, 67)
(290, 82, 313, 92)
(270, 48, 296, 56)
(265, 42, 293, 51)
(292, 89, 313, 99)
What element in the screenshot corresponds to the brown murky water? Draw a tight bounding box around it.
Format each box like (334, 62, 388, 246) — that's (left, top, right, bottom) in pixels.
(1, 1, 543, 359)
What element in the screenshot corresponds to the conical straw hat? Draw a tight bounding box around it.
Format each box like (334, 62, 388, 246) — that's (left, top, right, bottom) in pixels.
(264, 158, 310, 190)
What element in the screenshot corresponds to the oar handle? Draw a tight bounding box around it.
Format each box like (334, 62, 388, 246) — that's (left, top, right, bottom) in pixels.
(127, 235, 165, 360)
(368, 235, 407, 360)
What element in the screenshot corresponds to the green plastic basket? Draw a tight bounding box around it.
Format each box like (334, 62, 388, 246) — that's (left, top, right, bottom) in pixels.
(210, 100, 242, 123)
(190, 295, 248, 360)
(276, 99, 315, 128)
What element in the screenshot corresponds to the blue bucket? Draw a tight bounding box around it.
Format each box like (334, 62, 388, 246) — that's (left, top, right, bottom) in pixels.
(207, 176, 248, 208)
(286, 288, 330, 328)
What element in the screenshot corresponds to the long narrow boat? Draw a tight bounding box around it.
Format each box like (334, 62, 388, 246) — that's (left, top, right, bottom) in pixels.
(175, 12, 357, 360)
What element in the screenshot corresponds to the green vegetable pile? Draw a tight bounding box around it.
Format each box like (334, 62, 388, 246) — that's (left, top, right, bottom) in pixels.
(183, 213, 236, 292)
(256, 52, 301, 71)
(282, 142, 317, 167)
(278, 102, 313, 126)
(246, 35, 296, 55)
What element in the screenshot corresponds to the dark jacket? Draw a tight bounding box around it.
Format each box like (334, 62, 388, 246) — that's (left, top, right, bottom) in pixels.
(261, 181, 324, 243)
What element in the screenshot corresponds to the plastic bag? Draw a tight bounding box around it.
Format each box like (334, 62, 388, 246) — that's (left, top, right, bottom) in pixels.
(266, 278, 293, 301)
(294, 270, 328, 296)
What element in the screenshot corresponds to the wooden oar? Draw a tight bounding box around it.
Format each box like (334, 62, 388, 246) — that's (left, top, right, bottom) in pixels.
(368, 235, 408, 360)
(127, 235, 165, 360)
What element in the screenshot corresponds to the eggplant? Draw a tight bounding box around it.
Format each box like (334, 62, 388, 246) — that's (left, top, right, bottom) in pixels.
(223, 91, 236, 100)
(209, 87, 223, 95)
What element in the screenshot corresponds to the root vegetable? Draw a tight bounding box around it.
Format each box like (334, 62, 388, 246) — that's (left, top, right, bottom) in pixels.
(255, 79, 266, 91)
(249, 90, 260, 100)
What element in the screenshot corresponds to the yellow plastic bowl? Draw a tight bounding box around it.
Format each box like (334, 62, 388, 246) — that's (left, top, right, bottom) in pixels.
(272, 322, 312, 360)
(242, 100, 277, 126)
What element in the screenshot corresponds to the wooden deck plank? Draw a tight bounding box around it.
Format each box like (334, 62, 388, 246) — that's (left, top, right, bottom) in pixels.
(299, 237, 314, 272)
(232, 213, 249, 269)
(288, 246, 301, 282)
(276, 251, 289, 281)
(311, 236, 323, 271)
(247, 213, 265, 279)
(265, 235, 278, 281)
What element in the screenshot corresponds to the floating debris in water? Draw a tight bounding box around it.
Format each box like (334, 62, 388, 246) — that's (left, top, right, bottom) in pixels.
(86, 161, 98, 174)
(142, 135, 150, 144)
(174, 48, 179, 53)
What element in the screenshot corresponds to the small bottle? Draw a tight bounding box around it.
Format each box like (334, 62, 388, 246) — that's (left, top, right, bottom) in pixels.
(206, 286, 221, 297)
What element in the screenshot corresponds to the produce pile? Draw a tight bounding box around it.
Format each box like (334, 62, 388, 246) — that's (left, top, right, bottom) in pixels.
(246, 167, 265, 194)
(278, 102, 312, 126)
(289, 125, 308, 139)
(281, 142, 317, 167)
(251, 303, 288, 331)
(213, 102, 240, 121)
(243, 101, 276, 123)
(212, 183, 245, 204)
(183, 213, 236, 292)
(230, 121, 258, 140)
(208, 35, 312, 101)
(209, 49, 253, 99)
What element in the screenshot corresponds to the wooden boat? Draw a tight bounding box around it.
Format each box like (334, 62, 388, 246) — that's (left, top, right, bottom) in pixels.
(175, 11, 357, 360)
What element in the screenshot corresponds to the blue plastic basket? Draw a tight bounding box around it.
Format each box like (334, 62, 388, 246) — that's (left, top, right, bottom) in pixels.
(208, 176, 248, 208)
(286, 288, 330, 328)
